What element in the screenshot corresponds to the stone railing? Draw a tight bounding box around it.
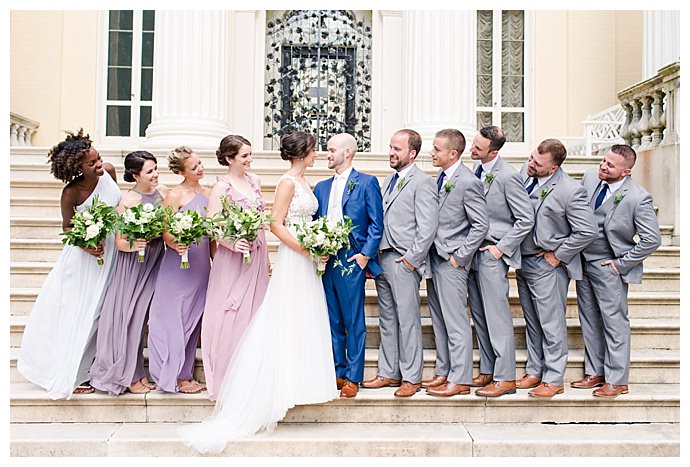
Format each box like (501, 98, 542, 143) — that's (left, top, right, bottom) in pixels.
(618, 62, 680, 150)
(10, 113, 40, 146)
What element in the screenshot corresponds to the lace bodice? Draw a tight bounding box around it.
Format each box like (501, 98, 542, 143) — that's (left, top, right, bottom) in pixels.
(282, 175, 318, 227)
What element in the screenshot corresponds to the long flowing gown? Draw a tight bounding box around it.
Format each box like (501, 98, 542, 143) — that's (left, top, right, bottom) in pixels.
(179, 174, 338, 453)
(147, 192, 211, 393)
(17, 173, 122, 400)
(201, 175, 270, 401)
(89, 190, 165, 395)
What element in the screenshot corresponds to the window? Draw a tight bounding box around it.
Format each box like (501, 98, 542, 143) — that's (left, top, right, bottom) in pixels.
(477, 10, 526, 144)
(105, 10, 154, 139)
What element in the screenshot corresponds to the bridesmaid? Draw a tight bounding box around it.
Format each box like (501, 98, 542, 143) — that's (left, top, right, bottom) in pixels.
(201, 135, 270, 401)
(17, 129, 121, 399)
(90, 151, 168, 395)
(147, 146, 213, 394)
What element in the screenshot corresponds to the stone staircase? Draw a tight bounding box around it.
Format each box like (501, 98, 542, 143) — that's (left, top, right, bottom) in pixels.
(9, 147, 680, 456)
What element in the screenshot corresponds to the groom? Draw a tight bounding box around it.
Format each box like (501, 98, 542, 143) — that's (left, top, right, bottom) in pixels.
(314, 132, 384, 398)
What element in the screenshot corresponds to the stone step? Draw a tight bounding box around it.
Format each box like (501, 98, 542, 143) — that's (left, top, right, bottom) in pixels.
(10, 258, 679, 292)
(9, 421, 680, 457)
(9, 347, 680, 386)
(9, 381, 680, 424)
(9, 281, 681, 320)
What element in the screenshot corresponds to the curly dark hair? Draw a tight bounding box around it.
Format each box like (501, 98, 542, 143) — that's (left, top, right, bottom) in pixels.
(48, 129, 93, 183)
(216, 135, 251, 166)
(280, 131, 316, 161)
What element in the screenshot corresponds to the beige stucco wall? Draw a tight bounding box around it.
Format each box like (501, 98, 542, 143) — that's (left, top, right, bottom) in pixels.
(11, 10, 644, 150)
(10, 10, 100, 147)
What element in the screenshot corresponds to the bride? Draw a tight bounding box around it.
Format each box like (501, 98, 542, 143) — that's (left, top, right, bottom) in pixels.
(179, 131, 338, 453)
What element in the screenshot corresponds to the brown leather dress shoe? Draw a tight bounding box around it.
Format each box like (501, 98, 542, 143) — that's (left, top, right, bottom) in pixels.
(426, 382, 471, 397)
(421, 375, 447, 388)
(592, 383, 629, 398)
(471, 373, 493, 388)
(361, 375, 402, 389)
(340, 380, 359, 398)
(475, 380, 516, 397)
(528, 382, 564, 398)
(515, 374, 542, 389)
(393, 381, 422, 397)
(570, 374, 605, 389)
(336, 377, 345, 390)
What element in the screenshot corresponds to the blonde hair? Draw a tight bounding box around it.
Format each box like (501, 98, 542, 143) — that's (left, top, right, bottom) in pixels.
(168, 145, 195, 174)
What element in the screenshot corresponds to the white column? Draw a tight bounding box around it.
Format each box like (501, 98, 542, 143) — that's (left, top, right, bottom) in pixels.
(644, 11, 680, 79)
(144, 11, 230, 150)
(403, 10, 476, 153)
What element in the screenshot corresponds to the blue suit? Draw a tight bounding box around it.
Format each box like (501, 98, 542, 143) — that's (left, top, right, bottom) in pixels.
(314, 169, 384, 383)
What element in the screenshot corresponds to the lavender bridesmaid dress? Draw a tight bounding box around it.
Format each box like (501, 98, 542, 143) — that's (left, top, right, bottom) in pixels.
(147, 192, 211, 392)
(89, 190, 165, 395)
(201, 175, 270, 401)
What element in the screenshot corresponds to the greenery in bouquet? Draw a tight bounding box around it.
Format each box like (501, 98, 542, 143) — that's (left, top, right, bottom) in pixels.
(117, 203, 171, 262)
(60, 195, 118, 265)
(295, 216, 354, 276)
(209, 195, 271, 263)
(166, 209, 211, 269)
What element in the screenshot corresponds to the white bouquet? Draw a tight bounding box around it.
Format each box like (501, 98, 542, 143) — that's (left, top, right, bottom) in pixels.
(295, 216, 354, 276)
(60, 195, 118, 265)
(166, 209, 210, 269)
(209, 195, 271, 263)
(117, 203, 170, 262)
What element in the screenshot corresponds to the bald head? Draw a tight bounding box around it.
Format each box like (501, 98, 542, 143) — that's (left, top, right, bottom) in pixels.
(326, 133, 357, 173)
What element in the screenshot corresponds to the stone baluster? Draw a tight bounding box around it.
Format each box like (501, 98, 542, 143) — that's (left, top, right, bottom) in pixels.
(637, 95, 653, 150)
(630, 99, 643, 149)
(10, 123, 20, 146)
(649, 89, 666, 147)
(661, 71, 679, 145)
(619, 103, 634, 146)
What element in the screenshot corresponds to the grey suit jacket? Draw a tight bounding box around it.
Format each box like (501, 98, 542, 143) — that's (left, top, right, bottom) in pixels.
(472, 156, 534, 269)
(433, 163, 489, 267)
(581, 168, 661, 284)
(520, 166, 597, 280)
(381, 164, 439, 276)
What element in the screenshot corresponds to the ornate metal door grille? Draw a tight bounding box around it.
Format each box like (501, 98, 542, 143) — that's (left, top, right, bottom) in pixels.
(264, 10, 372, 151)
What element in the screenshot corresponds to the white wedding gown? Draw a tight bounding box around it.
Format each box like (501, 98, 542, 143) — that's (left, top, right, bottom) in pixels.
(180, 175, 338, 453)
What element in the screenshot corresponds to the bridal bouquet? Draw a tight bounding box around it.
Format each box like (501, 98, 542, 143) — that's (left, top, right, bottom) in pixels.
(295, 216, 354, 276)
(209, 195, 271, 263)
(60, 195, 118, 265)
(117, 203, 170, 262)
(166, 209, 210, 269)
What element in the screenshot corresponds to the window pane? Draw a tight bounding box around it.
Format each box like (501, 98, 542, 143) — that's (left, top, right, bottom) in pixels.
(501, 76, 524, 107)
(139, 106, 152, 137)
(477, 11, 493, 40)
(477, 75, 493, 107)
(140, 68, 153, 101)
(502, 11, 524, 41)
(502, 112, 524, 142)
(107, 68, 132, 100)
(109, 10, 133, 30)
(142, 10, 155, 31)
(142, 32, 154, 67)
(477, 111, 493, 129)
(108, 31, 133, 67)
(476, 11, 493, 108)
(106, 105, 131, 136)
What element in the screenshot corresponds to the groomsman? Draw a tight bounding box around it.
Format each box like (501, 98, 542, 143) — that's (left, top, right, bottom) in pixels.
(467, 126, 534, 397)
(573, 144, 661, 397)
(362, 129, 438, 397)
(423, 129, 488, 397)
(313, 133, 384, 398)
(515, 139, 597, 398)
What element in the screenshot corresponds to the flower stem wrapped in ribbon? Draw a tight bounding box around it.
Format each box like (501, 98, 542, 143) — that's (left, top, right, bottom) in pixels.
(60, 195, 118, 265)
(295, 216, 354, 276)
(166, 209, 211, 269)
(209, 195, 271, 264)
(117, 203, 170, 262)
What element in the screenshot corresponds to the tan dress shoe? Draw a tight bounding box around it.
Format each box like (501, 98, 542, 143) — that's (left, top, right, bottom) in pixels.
(361, 375, 402, 389)
(471, 373, 493, 388)
(570, 375, 605, 389)
(336, 377, 345, 390)
(515, 374, 542, 389)
(475, 380, 516, 397)
(592, 383, 629, 398)
(421, 375, 447, 388)
(340, 380, 359, 398)
(393, 382, 422, 397)
(528, 382, 564, 398)
(426, 382, 471, 397)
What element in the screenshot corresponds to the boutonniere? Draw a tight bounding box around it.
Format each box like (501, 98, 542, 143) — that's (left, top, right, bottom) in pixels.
(540, 187, 551, 200)
(613, 194, 625, 205)
(485, 173, 495, 185)
(396, 177, 405, 191)
(347, 180, 359, 194)
(443, 182, 455, 193)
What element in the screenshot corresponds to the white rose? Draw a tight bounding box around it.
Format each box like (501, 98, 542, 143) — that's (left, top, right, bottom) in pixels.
(143, 203, 154, 212)
(85, 223, 101, 240)
(123, 210, 136, 224)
